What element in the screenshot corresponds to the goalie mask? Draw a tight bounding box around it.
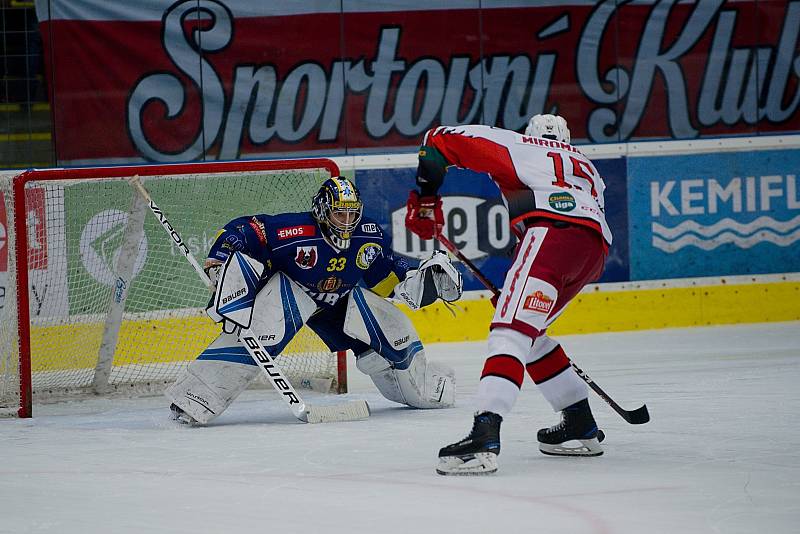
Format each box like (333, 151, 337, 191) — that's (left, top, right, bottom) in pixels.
(312, 177, 363, 251)
(525, 114, 571, 144)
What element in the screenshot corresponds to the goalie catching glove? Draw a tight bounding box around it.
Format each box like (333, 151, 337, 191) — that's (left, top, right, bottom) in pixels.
(394, 250, 462, 310)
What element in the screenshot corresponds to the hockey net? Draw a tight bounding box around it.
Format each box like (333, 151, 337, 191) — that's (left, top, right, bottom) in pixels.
(0, 159, 347, 417)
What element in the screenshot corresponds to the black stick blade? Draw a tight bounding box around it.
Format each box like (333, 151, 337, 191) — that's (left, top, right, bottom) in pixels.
(623, 404, 650, 425)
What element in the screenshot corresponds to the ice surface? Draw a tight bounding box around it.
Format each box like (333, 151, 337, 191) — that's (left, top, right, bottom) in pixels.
(2, 322, 799, 534)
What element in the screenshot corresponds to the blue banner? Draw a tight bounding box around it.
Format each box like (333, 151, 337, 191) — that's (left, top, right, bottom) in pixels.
(628, 149, 800, 280)
(357, 156, 629, 291)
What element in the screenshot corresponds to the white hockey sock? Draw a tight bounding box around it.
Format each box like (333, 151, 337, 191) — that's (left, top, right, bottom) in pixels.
(476, 374, 521, 416)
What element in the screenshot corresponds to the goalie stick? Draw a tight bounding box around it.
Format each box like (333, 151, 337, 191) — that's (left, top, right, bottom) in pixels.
(128, 175, 369, 424)
(434, 231, 650, 425)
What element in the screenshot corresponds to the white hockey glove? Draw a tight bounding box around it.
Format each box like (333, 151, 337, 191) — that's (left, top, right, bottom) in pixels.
(393, 250, 463, 310)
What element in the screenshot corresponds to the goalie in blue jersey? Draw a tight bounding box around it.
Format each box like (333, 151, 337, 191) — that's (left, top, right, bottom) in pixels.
(167, 177, 462, 424)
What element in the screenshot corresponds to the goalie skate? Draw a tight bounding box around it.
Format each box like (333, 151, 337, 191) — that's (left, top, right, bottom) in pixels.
(169, 403, 199, 426)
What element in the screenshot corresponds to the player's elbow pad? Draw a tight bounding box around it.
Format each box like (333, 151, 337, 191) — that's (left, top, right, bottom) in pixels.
(416, 145, 448, 195)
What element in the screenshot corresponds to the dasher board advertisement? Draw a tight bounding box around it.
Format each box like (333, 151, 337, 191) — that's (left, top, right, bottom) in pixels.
(628, 149, 800, 280)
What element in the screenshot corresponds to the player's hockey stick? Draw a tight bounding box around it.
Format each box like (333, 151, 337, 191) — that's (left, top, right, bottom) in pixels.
(128, 175, 369, 424)
(434, 231, 649, 425)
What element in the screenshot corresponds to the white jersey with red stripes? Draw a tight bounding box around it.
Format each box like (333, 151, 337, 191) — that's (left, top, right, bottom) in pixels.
(423, 125, 612, 246)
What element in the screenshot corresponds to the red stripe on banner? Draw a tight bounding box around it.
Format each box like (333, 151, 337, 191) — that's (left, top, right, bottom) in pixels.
(526, 345, 570, 384)
(481, 355, 524, 389)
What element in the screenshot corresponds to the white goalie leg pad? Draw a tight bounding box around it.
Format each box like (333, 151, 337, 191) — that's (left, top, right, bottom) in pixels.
(345, 287, 421, 369)
(356, 350, 405, 405)
(401, 351, 455, 408)
(356, 349, 455, 409)
(165, 333, 260, 424)
(250, 271, 318, 355)
(345, 288, 455, 408)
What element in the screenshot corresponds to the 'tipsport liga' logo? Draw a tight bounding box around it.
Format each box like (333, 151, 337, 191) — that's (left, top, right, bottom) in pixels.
(548, 192, 576, 212)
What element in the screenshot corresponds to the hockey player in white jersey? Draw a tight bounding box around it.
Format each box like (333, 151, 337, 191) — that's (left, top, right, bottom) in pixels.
(405, 115, 611, 475)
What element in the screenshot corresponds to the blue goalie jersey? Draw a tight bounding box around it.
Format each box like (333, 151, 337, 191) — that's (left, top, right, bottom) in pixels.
(207, 212, 410, 308)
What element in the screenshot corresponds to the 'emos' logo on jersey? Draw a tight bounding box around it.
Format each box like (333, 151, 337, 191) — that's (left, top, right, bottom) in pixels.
(248, 217, 268, 245)
(356, 242, 382, 269)
(548, 192, 576, 212)
(317, 275, 342, 292)
(294, 246, 318, 269)
(277, 225, 315, 240)
(361, 223, 379, 233)
(522, 290, 554, 314)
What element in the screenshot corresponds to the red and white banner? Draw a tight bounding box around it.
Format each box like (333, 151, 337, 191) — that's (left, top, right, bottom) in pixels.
(36, 0, 800, 163)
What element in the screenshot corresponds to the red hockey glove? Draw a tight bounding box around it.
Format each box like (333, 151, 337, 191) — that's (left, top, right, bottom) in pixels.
(405, 190, 443, 240)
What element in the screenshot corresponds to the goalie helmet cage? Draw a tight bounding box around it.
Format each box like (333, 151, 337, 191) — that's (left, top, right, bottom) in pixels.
(1, 158, 348, 418)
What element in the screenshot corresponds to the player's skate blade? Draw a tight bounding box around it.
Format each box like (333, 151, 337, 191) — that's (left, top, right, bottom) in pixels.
(436, 452, 498, 475)
(539, 429, 605, 457)
(539, 438, 603, 456)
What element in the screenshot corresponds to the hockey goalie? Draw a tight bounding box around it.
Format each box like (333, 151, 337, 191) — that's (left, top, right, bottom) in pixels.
(166, 176, 462, 425)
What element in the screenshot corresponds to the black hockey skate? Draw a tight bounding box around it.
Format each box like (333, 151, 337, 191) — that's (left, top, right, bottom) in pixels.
(170, 403, 198, 425)
(436, 412, 502, 476)
(538, 398, 604, 456)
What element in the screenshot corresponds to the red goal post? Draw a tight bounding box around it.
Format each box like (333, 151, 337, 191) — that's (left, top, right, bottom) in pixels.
(1, 158, 348, 418)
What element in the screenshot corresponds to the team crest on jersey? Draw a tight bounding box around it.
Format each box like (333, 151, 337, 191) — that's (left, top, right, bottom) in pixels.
(356, 242, 382, 270)
(317, 275, 342, 292)
(548, 192, 576, 212)
(522, 290, 555, 314)
(294, 246, 318, 269)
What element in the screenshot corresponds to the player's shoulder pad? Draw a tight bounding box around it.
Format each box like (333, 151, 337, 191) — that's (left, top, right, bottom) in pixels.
(267, 212, 321, 242)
